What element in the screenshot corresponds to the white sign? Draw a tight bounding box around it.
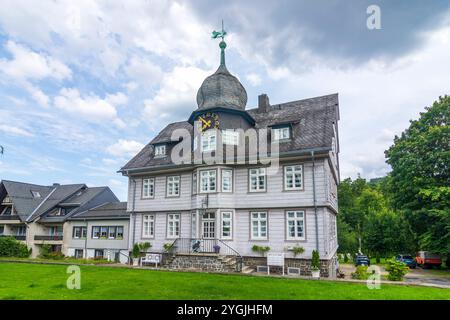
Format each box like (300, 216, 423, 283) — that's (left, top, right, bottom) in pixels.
(267, 252, 285, 275)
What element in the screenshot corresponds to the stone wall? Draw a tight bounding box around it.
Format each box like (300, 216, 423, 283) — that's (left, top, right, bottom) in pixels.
(167, 254, 229, 272)
(242, 255, 335, 278)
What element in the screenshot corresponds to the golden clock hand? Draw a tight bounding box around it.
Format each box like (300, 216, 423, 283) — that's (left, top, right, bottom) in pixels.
(198, 116, 208, 125)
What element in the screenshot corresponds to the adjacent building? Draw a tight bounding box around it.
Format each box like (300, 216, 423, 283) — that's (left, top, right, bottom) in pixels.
(65, 202, 130, 263)
(120, 35, 340, 276)
(0, 180, 119, 258)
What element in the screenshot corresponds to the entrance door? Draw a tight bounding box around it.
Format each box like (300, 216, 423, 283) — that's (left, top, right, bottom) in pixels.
(202, 212, 215, 239)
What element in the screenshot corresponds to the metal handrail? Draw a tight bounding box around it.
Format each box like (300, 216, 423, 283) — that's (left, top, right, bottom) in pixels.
(218, 239, 243, 272)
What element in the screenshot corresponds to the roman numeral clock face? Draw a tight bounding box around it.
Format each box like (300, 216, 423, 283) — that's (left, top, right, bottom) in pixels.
(197, 112, 219, 131)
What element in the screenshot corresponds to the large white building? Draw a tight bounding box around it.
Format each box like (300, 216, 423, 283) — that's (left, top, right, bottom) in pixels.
(120, 35, 340, 277)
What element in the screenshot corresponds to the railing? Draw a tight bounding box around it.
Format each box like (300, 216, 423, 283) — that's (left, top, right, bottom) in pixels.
(0, 235, 26, 240)
(34, 235, 63, 241)
(218, 239, 243, 272)
(0, 215, 20, 220)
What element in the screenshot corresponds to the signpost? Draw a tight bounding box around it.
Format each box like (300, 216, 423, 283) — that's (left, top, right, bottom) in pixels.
(267, 253, 285, 275)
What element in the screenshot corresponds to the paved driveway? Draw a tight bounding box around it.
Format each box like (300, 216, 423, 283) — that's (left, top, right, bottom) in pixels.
(339, 263, 450, 288)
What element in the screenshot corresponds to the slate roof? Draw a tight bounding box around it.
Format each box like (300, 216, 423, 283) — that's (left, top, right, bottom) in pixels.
(0, 180, 118, 222)
(70, 202, 128, 220)
(120, 93, 339, 173)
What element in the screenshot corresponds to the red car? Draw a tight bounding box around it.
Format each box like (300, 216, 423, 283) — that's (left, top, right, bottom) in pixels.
(415, 251, 442, 268)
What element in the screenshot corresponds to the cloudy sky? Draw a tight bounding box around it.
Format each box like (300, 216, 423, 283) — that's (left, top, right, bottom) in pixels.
(0, 0, 449, 200)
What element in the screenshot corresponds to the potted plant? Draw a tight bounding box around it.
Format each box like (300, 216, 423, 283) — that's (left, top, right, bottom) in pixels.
(311, 250, 321, 278)
(132, 243, 141, 266)
(252, 245, 270, 257)
(213, 244, 221, 254)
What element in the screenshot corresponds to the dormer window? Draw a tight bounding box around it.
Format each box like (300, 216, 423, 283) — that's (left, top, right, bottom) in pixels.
(201, 130, 216, 152)
(222, 130, 239, 145)
(272, 126, 291, 141)
(154, 144, 166, 157)
(31, 191, 41, 199)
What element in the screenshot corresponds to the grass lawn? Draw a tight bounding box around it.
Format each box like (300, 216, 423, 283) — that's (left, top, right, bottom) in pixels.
(0, 262, 448, 300)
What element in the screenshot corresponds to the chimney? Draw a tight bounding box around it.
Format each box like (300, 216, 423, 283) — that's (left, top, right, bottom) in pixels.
(53, 183, 60, 187)
(258, 94, 270, 113)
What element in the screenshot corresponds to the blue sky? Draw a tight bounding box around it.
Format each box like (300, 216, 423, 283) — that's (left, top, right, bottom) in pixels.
(1, 0, 450, 201)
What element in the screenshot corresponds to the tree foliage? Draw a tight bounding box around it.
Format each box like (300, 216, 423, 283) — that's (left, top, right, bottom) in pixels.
(0, 236, 31, 258)
(385, 95, 450, 255)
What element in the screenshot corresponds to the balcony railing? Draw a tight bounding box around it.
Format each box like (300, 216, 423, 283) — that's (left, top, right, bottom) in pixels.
(34, 235, 63, 241)
(0, 215, 20, 220)
(0, 235, 26, 240)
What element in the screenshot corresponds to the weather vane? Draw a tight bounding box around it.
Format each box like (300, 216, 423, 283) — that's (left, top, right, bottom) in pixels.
(211, 20, 227, 41)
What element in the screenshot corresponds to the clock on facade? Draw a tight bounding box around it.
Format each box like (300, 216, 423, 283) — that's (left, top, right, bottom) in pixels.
(197, 112, 219, 131)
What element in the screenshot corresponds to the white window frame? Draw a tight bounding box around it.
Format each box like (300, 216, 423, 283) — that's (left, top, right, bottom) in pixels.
(251, 211, 268, 240)
(142, 178, 155, 199)
(222, 130, 239, 145)
(191, 211, 198, 238)
(284, 165, 303, 190)
(142, 214, 155, 238)
(201, 130, 216, 152)
(192, 172, 197, 195)
(272, 127, 290, 141)
(200, 169, 217, 193)
(73, 226, 87, 239)
(286, 210, 305, 240)
(92, 226, 100, 239)
(167, 213, 180, 239)
(166, 176, 180, 197)
(221, 211, 233, 240)
(154, 144, 166, 157)
(249, 168, 266, 192)
(108, 226, 116, 239)
(221, 169, 233, 193)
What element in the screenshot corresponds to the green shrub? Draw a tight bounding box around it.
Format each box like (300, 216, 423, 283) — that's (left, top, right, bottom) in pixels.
(132, 243, 141, 259)
(351, 265, 370, 280)
(343, 254, 349, 263)
(0, 236, 31, 258)
(252, 245, 270, 256)
(138, 242, 151, 253)
(292, 246, 305, 258)
(39, 244, 64, 259)
(311, 250, 320, 271)
(386, 258, 409, 281)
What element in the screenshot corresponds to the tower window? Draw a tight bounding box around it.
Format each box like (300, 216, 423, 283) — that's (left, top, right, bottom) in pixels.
(154, 144, 166, 157)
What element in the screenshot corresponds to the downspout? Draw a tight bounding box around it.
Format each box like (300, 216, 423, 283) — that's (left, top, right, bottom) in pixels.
(131, 177, 137, 250)
(84, 219, 88, 258)
(311, 151, 319, 252)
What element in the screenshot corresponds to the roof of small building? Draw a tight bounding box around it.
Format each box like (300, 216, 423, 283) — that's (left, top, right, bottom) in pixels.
(70, 202, 128, 220)
(119, 93, 339, 173)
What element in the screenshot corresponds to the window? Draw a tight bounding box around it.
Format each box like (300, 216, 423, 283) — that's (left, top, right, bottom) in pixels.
(221, 211, 233, 239)
(167, 214, 180, 238)
(92, 226, 100, 239)
(154, 144, 166, 157)
(94, 249, 104, 259)
(201, 130, 216, 152)
(221, 169, 233, 192)
(191, 212, 197, 238)
(200, 170, 216, 193)
(192, 172, 197, 194)
(74, 249, 83, 259)
(49, 226, 63, 236)
(73, 226, 87, 239)
(166, 176, 180, 197)
(15, 226, 26, 236)
(222, 130, 239, 145)
(272, 127, 290, 141)
(142, 178, 155, 198)
(100, 226, 108, 238)
(108, 226, 116, 239)
(0, 225, 4, 235)
(249, 168, 266, 192)
(1, 206, 12, 215)
(31, 190, 41, 198)
(142, 215, 155, 238)
(286, 211, 305, 240)
(251, 212, 268, 240)
(117, 226, 124, 239)
(284, 165, 303, 190)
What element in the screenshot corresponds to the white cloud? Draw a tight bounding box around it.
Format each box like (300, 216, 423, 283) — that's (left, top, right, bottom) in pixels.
(125, 56, 163, 86)
(106, 139, 144, 157)
(143, 66, 210, 128)
(0, 124, 34, 137)
(106, 92, 128, 106)
(54, 88, 125, 128)
(0, 40, 71, 81)
(246, 73, 262, 86)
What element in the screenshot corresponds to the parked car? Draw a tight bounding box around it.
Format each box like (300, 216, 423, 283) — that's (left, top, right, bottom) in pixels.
(415, 251, 442, 268)
(355, 254, 370, 266)
(394, 254, 417, 268)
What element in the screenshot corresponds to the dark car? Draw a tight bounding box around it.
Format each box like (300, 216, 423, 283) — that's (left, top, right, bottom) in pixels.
(355, 254, 370, 266)
(395, 254, 417, 268)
